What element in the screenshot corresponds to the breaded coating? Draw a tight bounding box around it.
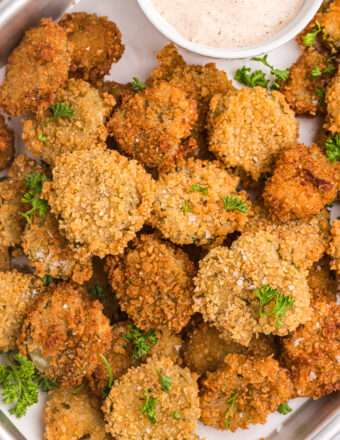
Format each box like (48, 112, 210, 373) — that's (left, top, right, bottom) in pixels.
(146, 43, 186, 84)
(319, 0, 340, 54)
(102, 357, 200, 440)
(44, 386, 109, 440)
(263, 143, 338, 221)
(282, 300, 340, 399)
(208, 87, 298, 181)
(0, 155, 46, 247)
(194, 230, 311, 346)
(22, 213, 93, 284)
(200, 354, 293, 431)
(18, 282, 112, 387)
(183, 321, 277, 375)
(329, 218, 340, 273)
(0, 18, 72, 116)
(107, 81, 197, 171)
(308, 256, 337, 303)
(248, 201, 330, 270)
(325, 67, 340, 133)
(279, 48, 335, 117)
(59, 12, 124, 82)
(0, 115, 14, 170)
(88, 321, 183, 397)
(43, 148, 155, 258)
(105, 234, 195, 332)
(0, 270, 44, 351)
(95, 79, 134, 107)
(23, 79, 113, 165)
(0, 246, 11, 271)
(149, 158, 250, 246)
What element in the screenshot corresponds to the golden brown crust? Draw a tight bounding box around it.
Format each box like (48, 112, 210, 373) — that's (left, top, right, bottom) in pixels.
(102, 357, 200, 440)
(105, 234, 195, 332)
(43, 148, 155, 258)
(59, 12, 124, 82)
(263, 143, 338, 221)
(17, 282, 112, 387)
(282, 300, 340, 399)
(307, 256, 337, 303)
(208, 87, 299, 181)
(329, 218, 340, 273)
(146, 43, 186, 85)
(107, 81, 198, 171)
(0, 246, 11, 272)
(200, 354, 293, 431)
(0, 115, 14, 170)
(0, 18, 72, 116)
(324, 67, 340, 133)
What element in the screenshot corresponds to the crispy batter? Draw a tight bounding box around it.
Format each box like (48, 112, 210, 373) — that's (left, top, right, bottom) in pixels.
(0, 155, 47, 247)
(102, 357, 200, 440)
(105, 234, 195, 332)
(263, 143, 338, 221)
(307, 256, 337, 303)
(248, 200, 331, 270)
(59, 12, 124, 82)
(107, 81, 197, 171)
(88, 321, 183, 398)
(43, 148, 155, 258)
(183, 321, 277, 375)
(0, 270, 44, 351)
(44, 386, 109, 440)
(0, 18, 72, 116)
(324, 67, 340, 133)
(319, 0, 340, 54)
(193, 230, 311, 346)
(94, 79, 134, 107)
(149, 158, 250, 246)
(0, 115, 14, 170)
(22, 213, 93, 284)
(329, 218, 340, 273)
(0, 246, 10, 271)
(208, 87, 299, 181)
(146, 43, 186, 84)
(282, 300, 340, 399)
(18, 282, 112, 387)
(22, 79, 112, 165)
(200, 354, 293, 431)
(279, 48, 335, 117)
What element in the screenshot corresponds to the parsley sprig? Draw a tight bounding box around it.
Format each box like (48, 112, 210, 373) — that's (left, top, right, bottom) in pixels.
(21, 173, 50, 223)
(122, 324, 158, 360)
(142, 388, 158, 424)
(156, 369, 171, 393)
(278, 402, 293, 415)
(189, 184, 209, 196)
(255, 285, 295, 328)
(39, 275, 58, 286)
(310, 64, 335, 78)
(222, 196, 248, 213)
(38, 132, 47, 143)
(88, 284, 105, 298)
(251, 55, 290, 90)
(0, 352, 58, 418)
(304, 20, 322, 47)
(224, 392, 239, 428)
(132, 77, 146, 92)
(46, 103, 76, 125)
(325, 134, 340, 163)
(172, 411, 180, 420)
(99, 354, 113, 398)
(183, 201, 192, 213)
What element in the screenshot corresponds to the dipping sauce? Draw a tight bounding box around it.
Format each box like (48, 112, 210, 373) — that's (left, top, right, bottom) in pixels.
(151, 0, 306, 48)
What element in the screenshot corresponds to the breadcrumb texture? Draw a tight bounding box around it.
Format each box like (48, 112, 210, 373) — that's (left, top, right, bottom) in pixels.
(208, 87, 298, 181)
(319, 0, 340, 54)
(18, 282, 112, 387)
(0, 115, 14, 170)
(183, 321, 277, 376)
(329, 218, 340, 273)
(59, 12, 124, 82)
(193, 230, 311, 346)
(102, 357, 200, 440)
(0, 246, 10, 271)
(23, 79, 112, 165)
(105, 234, 195, 332)
(44, 386, 110, 440)
(0, 18, 72, 116)
(282, 300, 340, 399)
(43, 148, 155, 258)
(0, 155, 46, 247)
(325, 67, 340, 134)
(200, 354, 293, 431)
(307, 256, 337, 304)
(107, 81, 198, 171)
(22, 213, 93, 284)
(150, 158, 250, 246)
(263, 143, 338, 221)
(0, 270, 43, 351)
(88, 321, 183, 398)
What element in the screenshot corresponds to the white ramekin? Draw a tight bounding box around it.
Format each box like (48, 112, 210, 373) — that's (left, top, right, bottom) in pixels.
(137, 0, 323, 59)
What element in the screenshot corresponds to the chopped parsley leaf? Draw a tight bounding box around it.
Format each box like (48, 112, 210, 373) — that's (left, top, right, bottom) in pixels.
(325, 134, 340, 163)
(310, 65, 322, 78)
(46, 103, 76, 125)
(99, 354, 113, 398)
(38, 132, 47, 142)
(303, 20, 322, 47)
(88, 284, 105, 298)
(315, 86, 325, 106)
(234, 66, 269, 88)
(224, 392, 239, 428)
(156, 369, 171, 393)
(122, 324, 158, 360)
(189, 184, 209, 196)
(222, 196, 248, 213)
(21, 173, 50, 223)
(172, 411, 180, 420)
(278, 402, 293, 415)
(183, 201, 192, 213)
(255, 285, 295, 328)
(72, 383, 84, 394)
(132, 77, 146, 92)
(141, 388, 158, 424)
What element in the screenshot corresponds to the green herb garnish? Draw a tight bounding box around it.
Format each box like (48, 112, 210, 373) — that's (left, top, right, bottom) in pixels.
(255, 285, 295, 328)
(172, 411, 180, 420)
(234, 66, 269, 88)
(142, 388, 158, 424)
(88, 284, 105, 298)
(310, 66, 322, 78)
(39, 275, 58, 286)
(222, 196, 248, 213)
(325, 134, 340, 163)
(38, 132, 47, 142)
(72, 383, 84, 394)
(123, 324, 158, 360)
(132, 77, 146, 92)
(304, 20, 322, 47)
(156, 369, 171, 393)
(315, 86, 325, 106)
(21, 173, 50, 223)
(189, 184, 209, 196)
(224, 392, 239, 428)
(99, 354, 113, 398)
(251, 55, 290, 89)
(278, 402, 293, 415)
(46, 103, 76, 125)
(183, 201, 192, 213)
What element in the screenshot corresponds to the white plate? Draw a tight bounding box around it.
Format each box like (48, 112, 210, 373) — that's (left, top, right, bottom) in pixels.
(0, 0, 336, 439)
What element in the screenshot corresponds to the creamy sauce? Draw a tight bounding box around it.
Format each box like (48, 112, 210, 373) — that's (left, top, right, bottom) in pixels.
(151, 0, 305, 48)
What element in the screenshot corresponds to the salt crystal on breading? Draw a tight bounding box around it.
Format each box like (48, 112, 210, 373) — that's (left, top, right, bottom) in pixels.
(293, 337, 304, 347)
(189, 215, 196, 222)
(288, 285, 294, 291)
(237, 278, 243, 286)
(310, 371, 317, 380)
(205, 230, 212, 239)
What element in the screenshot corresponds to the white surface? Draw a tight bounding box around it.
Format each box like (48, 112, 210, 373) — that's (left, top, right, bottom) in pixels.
(138, 0, 323, 58)
(0, 0, 332, 439)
